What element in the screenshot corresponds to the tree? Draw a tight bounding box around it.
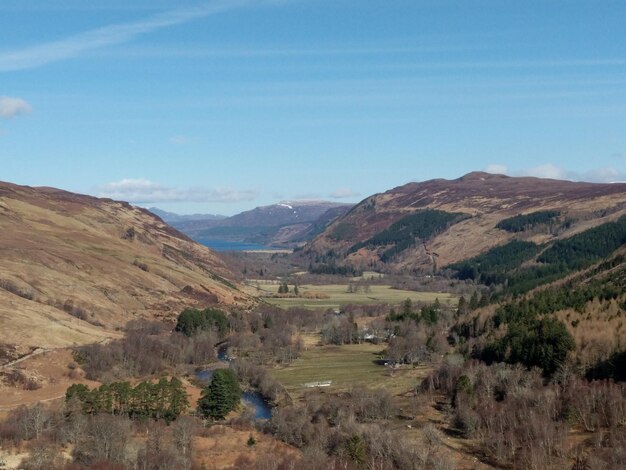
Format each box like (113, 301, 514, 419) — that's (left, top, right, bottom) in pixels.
(175, 308, 228, 337)
(172, 416, 196, 459)
(469, 292, 479, 310)
(19, 441, 62, 470)
(457, 296, 467, 317)
(402, 298, 413, 316)
(197, 369, 241, 420)
(65, 378, 188, 422)
(346, 435, 367, 465)
(73, 414, 131, 465)
(482, 316, 575, 377)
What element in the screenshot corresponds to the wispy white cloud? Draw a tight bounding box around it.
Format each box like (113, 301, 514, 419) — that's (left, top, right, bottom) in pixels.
(97, 178, 259, 203)
(329, 188, 360, 199)
(0, 96, 31, 118)
(485, 164, 508, 175)
(486, 162, 625, 183)
(0, 1, 256, 71)
(521, 163, 569, 180)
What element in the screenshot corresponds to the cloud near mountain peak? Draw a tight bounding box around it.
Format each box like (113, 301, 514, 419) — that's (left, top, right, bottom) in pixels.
(97, 178, 259, 204)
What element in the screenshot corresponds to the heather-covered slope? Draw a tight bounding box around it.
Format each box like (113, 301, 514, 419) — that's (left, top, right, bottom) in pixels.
(305, 172, 626, 271)
(0, 182, 249, 352)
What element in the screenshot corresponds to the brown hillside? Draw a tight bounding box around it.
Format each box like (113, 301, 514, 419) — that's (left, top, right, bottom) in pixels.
(306, 172, 626, 270)
(0, 181, 251, 352)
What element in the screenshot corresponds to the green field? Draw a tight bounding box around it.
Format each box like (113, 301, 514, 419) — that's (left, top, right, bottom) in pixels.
(271, 342, 431, 398)
(256, 283, 457, 309)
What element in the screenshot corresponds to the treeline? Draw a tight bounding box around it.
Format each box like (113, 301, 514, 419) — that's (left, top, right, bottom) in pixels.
(448, 240, 540, 284)
(454, 263, 626, 377)
(227, 306, 307, 364)
(496, 210, 560, 232)
(449, 215, 626, 296)
(74, 320, 218, 381)
(306, 247, 363, 276)
(309, 263, 362, 276)
(65, 378, 188, 423)
(538, 214, 626, 268)
(267, 386, 456, 469)
(348, 209, 468, 261)
(586, 349, 626, 382)
(478, 316, 575, 376)
(66, 370, 244, 424)
(422, 359, 626, 469)
(387, 298, 441, 325)
(492, 264, 626, 327)
(0, 404, 198, 469)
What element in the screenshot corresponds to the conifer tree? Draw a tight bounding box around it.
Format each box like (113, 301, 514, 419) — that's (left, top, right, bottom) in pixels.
(197, 369, 241, 420)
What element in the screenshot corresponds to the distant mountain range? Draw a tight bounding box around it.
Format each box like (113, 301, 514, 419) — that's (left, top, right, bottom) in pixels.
(148, 207, 226, 224)
(151, 201, 354, 247)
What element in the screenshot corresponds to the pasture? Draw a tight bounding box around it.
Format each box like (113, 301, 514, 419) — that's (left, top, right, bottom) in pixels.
(270, 341, 431, 399)
(256, 283, 457, 309)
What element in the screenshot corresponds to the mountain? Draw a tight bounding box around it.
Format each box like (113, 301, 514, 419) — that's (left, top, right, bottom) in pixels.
(304, 172, 626, 272)
(172, 201, 354, 247)
(148, 207, 226, 224)
(0, 182, 250, 353)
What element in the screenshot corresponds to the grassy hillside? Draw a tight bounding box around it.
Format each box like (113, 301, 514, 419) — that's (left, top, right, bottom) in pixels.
(0, 181, 250, 353)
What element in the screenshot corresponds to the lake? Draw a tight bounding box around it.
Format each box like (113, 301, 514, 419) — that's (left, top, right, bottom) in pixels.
(197, 239, 274, 252)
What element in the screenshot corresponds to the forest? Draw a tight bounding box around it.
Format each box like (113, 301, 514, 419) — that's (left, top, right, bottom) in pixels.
(347, 209, 468, 261)
(495, 210, 561, 232)
(448, 215, 626, 296)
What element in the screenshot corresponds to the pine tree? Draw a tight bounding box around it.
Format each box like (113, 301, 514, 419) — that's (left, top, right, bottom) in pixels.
(346, 435, 367, 465)
(197, 369, 240, 420)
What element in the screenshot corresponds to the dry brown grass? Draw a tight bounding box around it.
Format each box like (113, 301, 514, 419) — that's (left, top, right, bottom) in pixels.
(192, 425, 299, 469)
(0, 182, 252, 352)
(0, 348, 101, 412)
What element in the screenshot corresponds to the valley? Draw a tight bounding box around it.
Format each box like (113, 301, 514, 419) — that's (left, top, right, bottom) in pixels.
(1, 175, 626, 470)
(5, 2, 626, 468)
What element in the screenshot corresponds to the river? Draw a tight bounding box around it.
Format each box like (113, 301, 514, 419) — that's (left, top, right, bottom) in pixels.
(195, 345, 273, 420)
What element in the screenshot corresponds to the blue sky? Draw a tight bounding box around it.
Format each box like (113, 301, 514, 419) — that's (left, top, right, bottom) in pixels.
(1, 0, 626, 215)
